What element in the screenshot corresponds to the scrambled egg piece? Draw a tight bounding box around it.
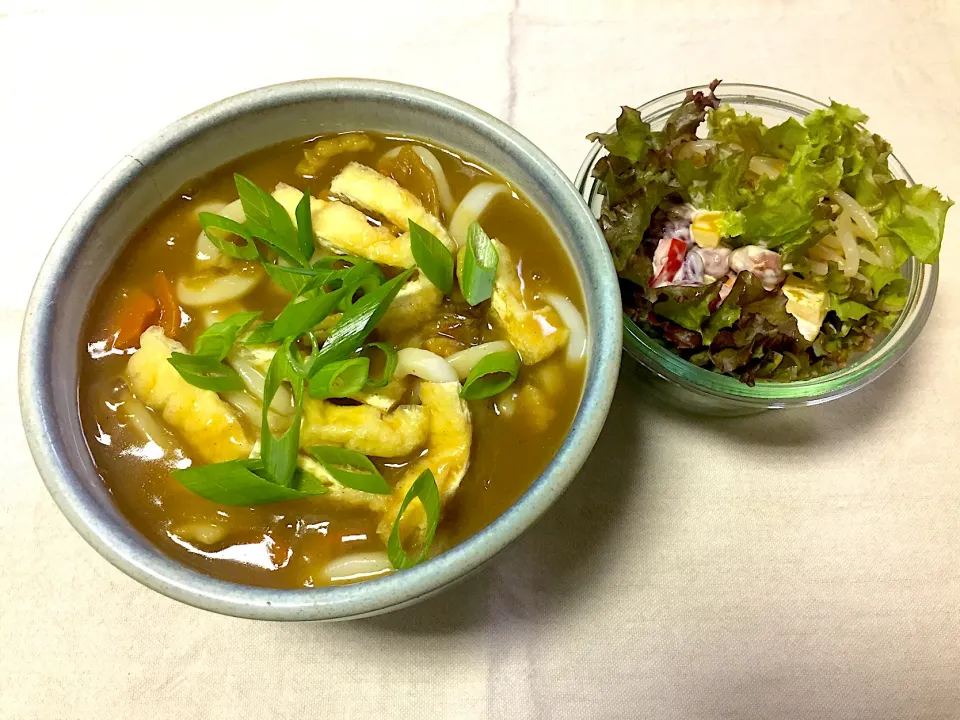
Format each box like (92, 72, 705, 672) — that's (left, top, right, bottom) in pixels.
(272, 183, 415, 268)
(782, 276, 829, 342)
(301, 399, 428, 457)
(330, 162, 456, 252)
(690, 210, 724, 249)
(490, 239, 569, 365)
(126, 326, 250, 462)
(377, 382, 472, 544)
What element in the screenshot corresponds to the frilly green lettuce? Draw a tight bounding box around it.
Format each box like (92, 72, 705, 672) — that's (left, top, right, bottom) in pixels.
(591, 82, 951, 384)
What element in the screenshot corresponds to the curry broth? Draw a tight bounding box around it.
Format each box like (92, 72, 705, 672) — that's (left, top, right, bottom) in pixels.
(80, 133, 585, 588)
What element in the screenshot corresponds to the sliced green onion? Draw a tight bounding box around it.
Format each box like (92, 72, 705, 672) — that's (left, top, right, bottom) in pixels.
(295, 190, 315, 261)
(308, 357, 370, 399)
(243, 321, 277, 346)
(387, 469, 441, 569)
(260, 287, 346, 344)
(234, 174, 309, 267)
(460, 221, 498, 305)
(361, 342, 398, 388)
(299, 267, 343, 297)
(330, 260, 384, 311)
(262, 263, 314, 295)
(409, 219, 454, 294)
(168, 353, 245, 392)
(459, 350, 521, 400)
(169, 311, 261, 391)
(198, 212, 260, 261)
(171, 459, 327, 506)
(309, 446, 391, 494)
(285, 332, 321, 378)
(446, 341, 513, 380)
(193, 311, 261, 360)
(313, 255, 366, 270)
(260, 339, 304, 487)
(305, 267, 414, 374)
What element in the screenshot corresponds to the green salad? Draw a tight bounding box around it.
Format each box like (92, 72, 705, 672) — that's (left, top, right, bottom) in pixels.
(589, 81, 952, 384)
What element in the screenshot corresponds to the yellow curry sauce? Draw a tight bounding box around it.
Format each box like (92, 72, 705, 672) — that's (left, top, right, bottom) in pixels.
(79, 133, 585, 588)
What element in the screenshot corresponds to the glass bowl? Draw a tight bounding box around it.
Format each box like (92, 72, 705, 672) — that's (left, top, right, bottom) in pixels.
(575, 83, 939, 416)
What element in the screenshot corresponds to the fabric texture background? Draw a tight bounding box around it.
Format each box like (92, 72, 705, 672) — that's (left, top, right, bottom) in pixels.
(1, 1, 958, 718)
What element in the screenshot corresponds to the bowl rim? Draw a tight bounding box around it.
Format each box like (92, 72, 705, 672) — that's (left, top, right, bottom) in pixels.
(19, 78, 622, 620)
(575, 82, 939, 408)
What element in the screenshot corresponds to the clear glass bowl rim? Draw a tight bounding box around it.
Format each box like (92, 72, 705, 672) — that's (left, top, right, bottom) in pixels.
(575, 82, 939, 408)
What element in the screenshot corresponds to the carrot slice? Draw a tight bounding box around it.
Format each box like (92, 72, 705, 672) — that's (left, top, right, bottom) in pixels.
(110, 289, 159, 350)
(153, 271, 181, 338)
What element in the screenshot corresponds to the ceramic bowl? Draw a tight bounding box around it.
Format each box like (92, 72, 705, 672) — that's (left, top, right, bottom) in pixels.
(18, 79, 622, 620)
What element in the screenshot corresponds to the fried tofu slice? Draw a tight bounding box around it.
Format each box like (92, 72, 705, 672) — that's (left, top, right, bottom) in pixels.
(126, 326, 250, 462)
(296, 454, 388, 513)
(296, 133, 375, 177)
(377, 382, 472, 545)
(315, 201, 415, 268)
(235, 342, 408, 413)
(330, 162, 456, 252)
(246, 441, 388, 514)
(490, 239, 569, 365)
(351, 377, 410, 412)
(271, 182, 306, 219)
(272, 183, 415, 268)
(273, 181, 443, 331)
(380, 270, 444, 333)
(301, 399, 428, 458)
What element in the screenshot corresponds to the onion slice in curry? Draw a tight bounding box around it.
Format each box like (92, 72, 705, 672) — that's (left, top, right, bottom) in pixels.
(446, 341, 514, 380)
(449, 182, 510, 247)
(227, 356, 294, 415)
(543, 293, 586, 364)
(116, 388, 182, 456)
(380, 145, 456, 218)
(394, 347, 458, 383)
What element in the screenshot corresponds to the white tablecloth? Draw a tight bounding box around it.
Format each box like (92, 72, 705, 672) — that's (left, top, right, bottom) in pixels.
(2, 1, 959, 718)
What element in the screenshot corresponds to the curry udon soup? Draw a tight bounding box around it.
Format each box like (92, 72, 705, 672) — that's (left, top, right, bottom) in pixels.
(80, 132, 587, 588)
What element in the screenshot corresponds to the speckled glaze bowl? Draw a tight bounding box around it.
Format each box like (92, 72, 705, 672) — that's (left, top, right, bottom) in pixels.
(18, 79, 621, 621)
